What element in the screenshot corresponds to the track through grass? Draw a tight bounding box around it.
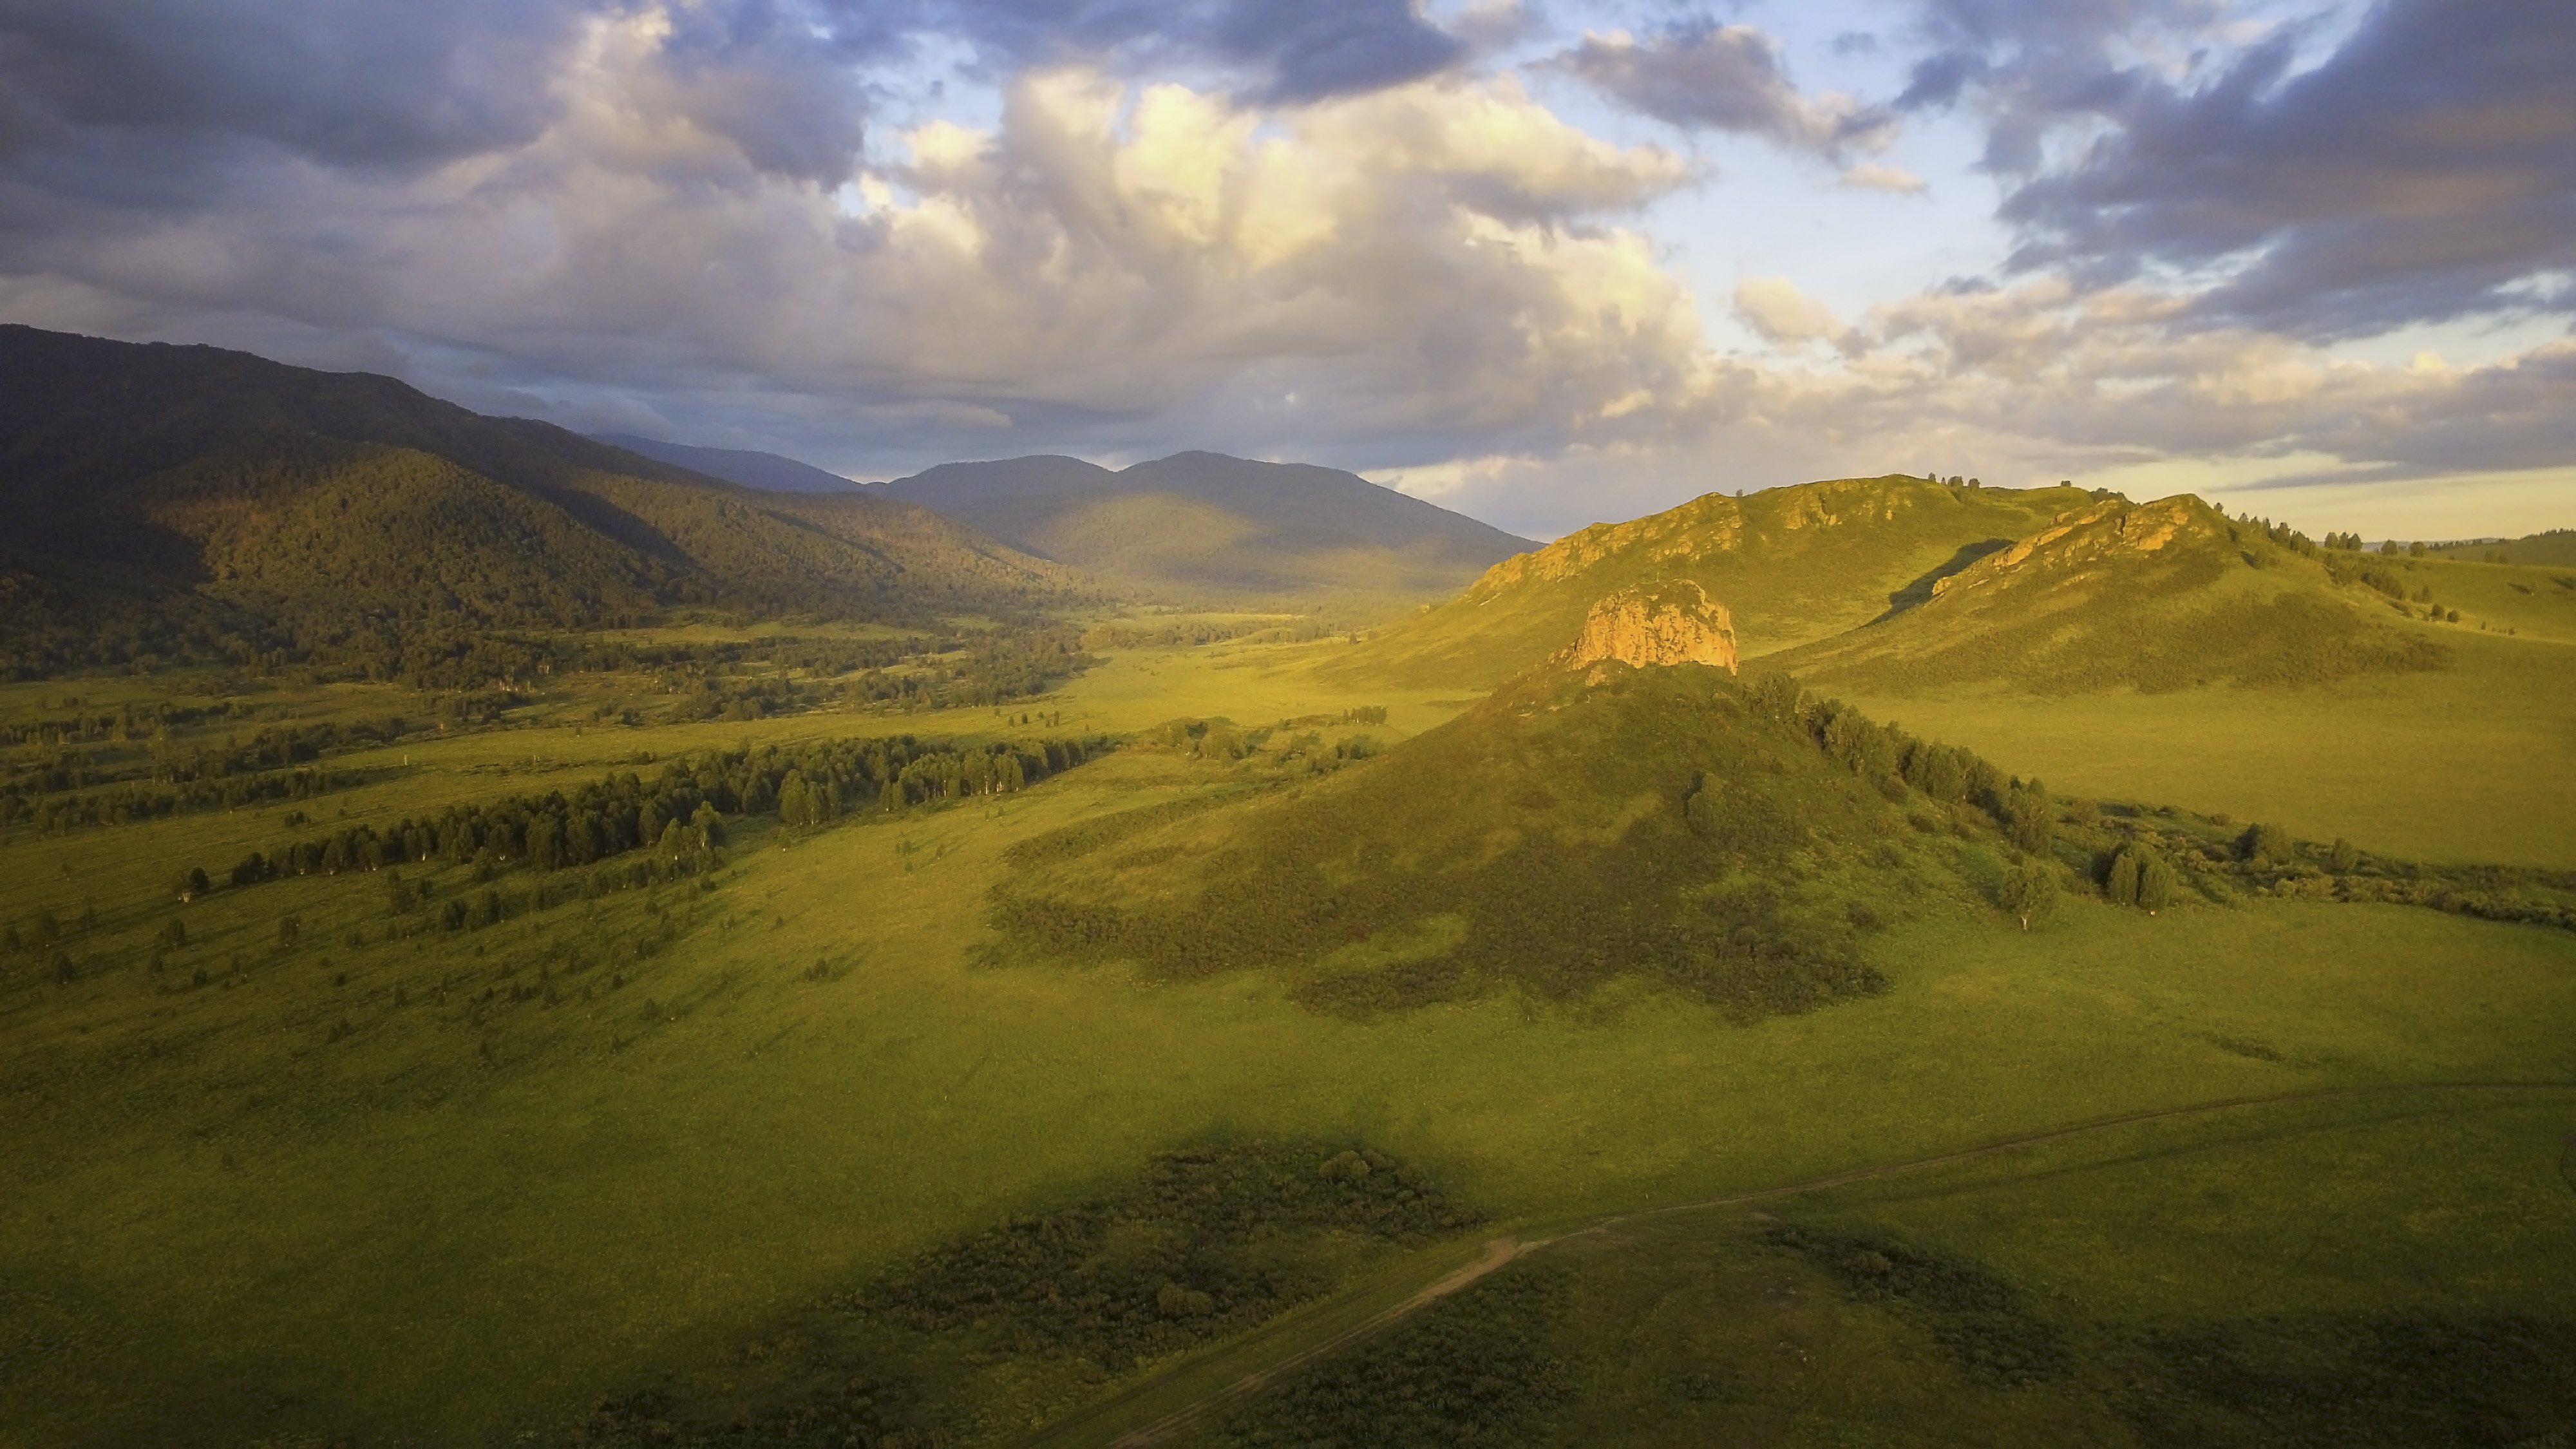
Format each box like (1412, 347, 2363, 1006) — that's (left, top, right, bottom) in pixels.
(1048, 1080, 2576, 1447)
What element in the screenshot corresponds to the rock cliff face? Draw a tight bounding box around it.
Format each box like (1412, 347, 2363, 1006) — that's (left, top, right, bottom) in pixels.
(1559, 580, 1739, 672)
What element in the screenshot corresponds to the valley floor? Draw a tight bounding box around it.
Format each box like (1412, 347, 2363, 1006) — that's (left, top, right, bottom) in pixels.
(2, 632, 2571, 1446)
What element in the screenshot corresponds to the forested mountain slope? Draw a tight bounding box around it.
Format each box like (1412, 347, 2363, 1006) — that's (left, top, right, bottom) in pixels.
(875, 450, 1536, 605)
(0, 327, 1072, 677)
(1324, 475, 2096, 690)
(1780, 495, 2452, 694)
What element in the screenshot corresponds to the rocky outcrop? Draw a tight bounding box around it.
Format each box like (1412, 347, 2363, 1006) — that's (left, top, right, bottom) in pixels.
(1558, 580, 1738, 672)
(1930, 496, 2219, 602)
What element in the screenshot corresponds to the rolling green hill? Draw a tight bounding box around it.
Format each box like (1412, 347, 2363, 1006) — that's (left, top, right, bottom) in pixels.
(874, 451, 1536, 607)
(1781, 494, 2452, 694)
(2433, 528, 2576, 566)
(0, 327, 1075, 677)
(1323, 475, 2097, 690)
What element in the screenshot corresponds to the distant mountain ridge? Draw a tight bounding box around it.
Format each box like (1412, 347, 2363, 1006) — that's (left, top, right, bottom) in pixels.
(874, 451, 1539, 605)
(591, 433, 858, 493)
(0, 325, 1072, 676)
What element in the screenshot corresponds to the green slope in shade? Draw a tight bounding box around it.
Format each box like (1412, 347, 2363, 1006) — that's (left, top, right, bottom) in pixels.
(1324, 475, 2098, 691)
(0, 325, 1075, 674)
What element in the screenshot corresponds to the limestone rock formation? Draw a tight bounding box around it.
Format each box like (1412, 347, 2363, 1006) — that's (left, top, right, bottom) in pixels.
(1558, 580, 1739, 672)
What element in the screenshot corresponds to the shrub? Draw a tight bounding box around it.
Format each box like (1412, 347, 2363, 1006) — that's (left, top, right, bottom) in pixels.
(1999, 862, 2058, 930)
(2240, 822, 2294, 866)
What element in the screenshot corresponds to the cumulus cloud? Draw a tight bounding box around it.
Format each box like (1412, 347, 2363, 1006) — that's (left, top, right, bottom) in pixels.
(1728, 272, 2576, 498)
(1994, 0, 2576, 339)
(839, 69, 1708, 450)
(0, 0, 2565, 540)
(1553, 22, 1897, 166)
(0, 3, 1710, 477)
(1838, 162, 1926, 194)
(1733, 278, 1846, 345)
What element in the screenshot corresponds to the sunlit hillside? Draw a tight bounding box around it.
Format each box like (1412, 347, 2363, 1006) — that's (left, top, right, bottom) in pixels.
(1328, 476, 2096, 690)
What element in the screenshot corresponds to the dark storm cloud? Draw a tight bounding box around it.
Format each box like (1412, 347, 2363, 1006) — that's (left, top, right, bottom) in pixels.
(1553, 22, 1892, 159)
(1890, 0, 2213, 171)
(1994, 0, 2576, 339)
(927, 0, 1468, 102)
(0, 0, 896, 187)
(0, 0, 1465, 197)
(0, 0, 590, 169)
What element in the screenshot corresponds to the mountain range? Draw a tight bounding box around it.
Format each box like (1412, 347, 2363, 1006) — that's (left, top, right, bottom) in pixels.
(0, 326, 1074, 674)
(875, 451, 1537, 605)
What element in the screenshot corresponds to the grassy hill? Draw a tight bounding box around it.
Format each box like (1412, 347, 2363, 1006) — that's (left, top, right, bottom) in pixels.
(1324, 475, 2097, 690)
(874, 451, 1536, 608)
(994, 659, 2045, 1018)
(1781, 494, 2452, 695)
(2433, 528, 2576, 566)
(590, 432, 859, 493)
(0, 327, 1075, 677)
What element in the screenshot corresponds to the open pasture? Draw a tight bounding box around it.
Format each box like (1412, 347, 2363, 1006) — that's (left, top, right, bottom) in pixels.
(4, 637, 2573, 1444)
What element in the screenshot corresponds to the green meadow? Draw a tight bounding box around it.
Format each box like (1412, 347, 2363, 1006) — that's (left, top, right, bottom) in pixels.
(1830, 629, 2576, 871)
(6, 613, 2575, 1445)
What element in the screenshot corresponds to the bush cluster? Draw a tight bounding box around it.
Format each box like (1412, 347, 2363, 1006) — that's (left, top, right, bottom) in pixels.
(1768, 1225, 2071, 1387)
(1215, 1263, 1574, 1448)
(851, 1143, 1479, 1372)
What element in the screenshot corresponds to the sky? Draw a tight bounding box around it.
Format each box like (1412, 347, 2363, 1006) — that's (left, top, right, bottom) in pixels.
(0, 0, 2568, 541)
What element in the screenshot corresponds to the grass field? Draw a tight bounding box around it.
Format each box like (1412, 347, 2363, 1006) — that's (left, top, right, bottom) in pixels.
(1187, 1087, 2576, 1446)
(4, 627, 2573, 1446)
(1828, 628, 2576, 870)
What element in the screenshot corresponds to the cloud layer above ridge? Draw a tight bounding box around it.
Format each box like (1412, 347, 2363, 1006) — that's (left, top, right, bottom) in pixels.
(0, 0, 2566, 538)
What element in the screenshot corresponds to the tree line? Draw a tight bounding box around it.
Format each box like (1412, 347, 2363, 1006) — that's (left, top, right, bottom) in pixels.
(3, 714, 409, 835)
(200, 730, 1108, 896)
